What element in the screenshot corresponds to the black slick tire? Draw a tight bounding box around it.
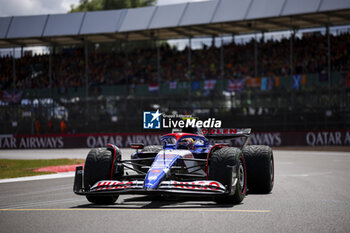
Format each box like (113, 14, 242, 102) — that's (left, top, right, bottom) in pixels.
(84, 148, 118, 204)
(209, 147, 247, 204)
(243, 145, 274, 194)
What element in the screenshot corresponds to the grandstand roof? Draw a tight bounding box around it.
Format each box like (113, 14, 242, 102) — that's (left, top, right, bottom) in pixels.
(0, 0, 349, 48)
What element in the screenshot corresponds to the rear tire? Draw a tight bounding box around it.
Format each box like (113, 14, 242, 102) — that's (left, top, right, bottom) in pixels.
(84, 148, 119, 204)
(243, 145, 274, 194)
(209, 147, 247, 204)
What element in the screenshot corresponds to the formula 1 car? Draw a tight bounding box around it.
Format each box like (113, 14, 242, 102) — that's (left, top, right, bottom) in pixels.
(74, 127, 274, 205)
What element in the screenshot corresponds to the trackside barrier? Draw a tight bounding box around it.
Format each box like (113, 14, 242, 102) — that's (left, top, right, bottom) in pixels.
(0, 130, 349, 149)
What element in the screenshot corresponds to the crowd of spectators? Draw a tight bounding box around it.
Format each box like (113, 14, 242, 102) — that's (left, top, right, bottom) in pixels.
(0, 32, 349, 91)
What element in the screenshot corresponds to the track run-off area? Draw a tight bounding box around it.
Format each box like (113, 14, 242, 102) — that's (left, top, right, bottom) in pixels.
(0, 148, 349, 233)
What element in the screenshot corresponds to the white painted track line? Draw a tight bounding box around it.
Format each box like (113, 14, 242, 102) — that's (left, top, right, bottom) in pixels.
(0, 172, 75, 184)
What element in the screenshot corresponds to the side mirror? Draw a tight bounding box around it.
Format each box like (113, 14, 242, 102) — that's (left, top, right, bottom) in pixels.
(130, 143, 144, 150)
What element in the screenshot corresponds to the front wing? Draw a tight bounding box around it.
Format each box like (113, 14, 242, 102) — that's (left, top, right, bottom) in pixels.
(74, 166, 235, 196)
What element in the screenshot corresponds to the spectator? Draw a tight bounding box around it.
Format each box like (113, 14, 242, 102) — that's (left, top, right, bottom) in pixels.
(35, 119, 40, 134)
(48, 119, 53, 132)
(0, 32, 349, 90)
(60, 120, 66, 134)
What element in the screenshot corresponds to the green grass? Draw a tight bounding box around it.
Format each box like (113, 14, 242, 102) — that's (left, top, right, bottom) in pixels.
(0, 159, 85, 179)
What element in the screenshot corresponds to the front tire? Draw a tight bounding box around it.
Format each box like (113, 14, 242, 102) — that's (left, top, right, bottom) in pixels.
(209, 147, 247, 204)
(84, 148, 119, 204)
(243, 145, 274, 194)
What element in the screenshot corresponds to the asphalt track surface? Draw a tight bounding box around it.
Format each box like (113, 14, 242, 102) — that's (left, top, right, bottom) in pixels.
(0, 149, 350, 233)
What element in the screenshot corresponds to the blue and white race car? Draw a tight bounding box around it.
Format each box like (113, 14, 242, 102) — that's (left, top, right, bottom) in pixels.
(74, 127, 274, 204)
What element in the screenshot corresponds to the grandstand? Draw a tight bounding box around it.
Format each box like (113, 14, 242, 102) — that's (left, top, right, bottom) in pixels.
(0, 0, 349, 136)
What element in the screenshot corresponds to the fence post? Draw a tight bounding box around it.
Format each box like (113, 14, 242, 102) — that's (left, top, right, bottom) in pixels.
(84, 40, 89, 122)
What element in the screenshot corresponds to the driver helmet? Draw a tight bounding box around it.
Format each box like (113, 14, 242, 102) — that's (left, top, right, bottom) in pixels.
(178, 138, 195, 150)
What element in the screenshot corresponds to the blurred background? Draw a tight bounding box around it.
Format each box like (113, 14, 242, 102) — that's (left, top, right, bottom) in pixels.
(0, 0, 349, 144)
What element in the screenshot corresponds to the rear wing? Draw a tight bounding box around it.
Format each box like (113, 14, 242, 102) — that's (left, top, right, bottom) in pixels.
(202, 128, 251, 139)
(202, 128, 251, 149)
